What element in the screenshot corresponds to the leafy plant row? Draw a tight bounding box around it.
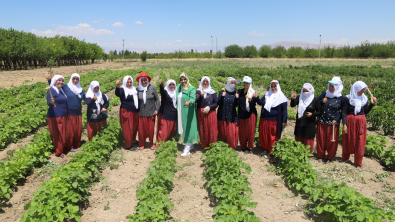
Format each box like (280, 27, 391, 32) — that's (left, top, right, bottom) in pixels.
(271, 139, 395, 221)
(20, 117, 122, 222)
(0, 129, 53, 207)
(201, 142, 261, 222)
(364, 134, 395, 170)
(126, 140, 178, 221)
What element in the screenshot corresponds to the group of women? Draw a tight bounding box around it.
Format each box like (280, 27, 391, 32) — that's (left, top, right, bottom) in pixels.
(45, 72, 377, 168)
(46, 73, 109, 158)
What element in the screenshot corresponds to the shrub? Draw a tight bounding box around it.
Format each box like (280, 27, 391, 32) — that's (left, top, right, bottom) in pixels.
(258, 45, 271, 58)
(243, 45, 258, 58)
(140, 51, 148, 62)
(224, 44, 243, 58)
(271, 45, 286, 58)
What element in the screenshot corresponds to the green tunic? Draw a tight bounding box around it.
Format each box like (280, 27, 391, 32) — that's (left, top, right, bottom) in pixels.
(176, 84, 198, 144)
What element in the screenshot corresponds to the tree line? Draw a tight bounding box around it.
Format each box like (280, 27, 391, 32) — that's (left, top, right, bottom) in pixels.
(0, 28, 104, 70)
(224, 40, 395, 59)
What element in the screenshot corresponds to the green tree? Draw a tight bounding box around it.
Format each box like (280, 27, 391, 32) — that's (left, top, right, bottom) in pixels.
(224, 44, 243, 58)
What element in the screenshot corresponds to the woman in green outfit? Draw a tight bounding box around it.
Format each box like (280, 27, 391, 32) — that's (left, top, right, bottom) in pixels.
(177, 72, 198, 156)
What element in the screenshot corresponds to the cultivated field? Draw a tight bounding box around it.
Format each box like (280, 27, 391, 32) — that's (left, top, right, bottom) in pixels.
(1, 60, 395, 222)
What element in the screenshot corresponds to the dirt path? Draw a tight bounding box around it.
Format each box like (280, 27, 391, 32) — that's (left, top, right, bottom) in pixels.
(239, 152, 311, 221)
(168, 147, 214, 221)
(80, 148, 154, 222)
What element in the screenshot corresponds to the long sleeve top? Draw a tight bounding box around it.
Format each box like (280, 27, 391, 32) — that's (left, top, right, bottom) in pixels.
(137, 85, 160, 117)
(48, 80, 85, 115)
(196, 90, 218, 110)
(317, 92, 345, 126)
(85, 93, 109, 122)
(236, 89, 258, 119)
(217, 90, 238, 123)
(290, 96, 321, 139)
(158, 85, 177, 121)
(341, 97, 375, 124)
(46, 88, 68, 118)
(115, 87, 139, 112)
(256, 96, 287, 136)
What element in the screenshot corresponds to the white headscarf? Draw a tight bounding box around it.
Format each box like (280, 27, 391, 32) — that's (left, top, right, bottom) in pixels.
(242, 76, 255, 112)
(225, 77, 236, 92)
(137, 77, 150, 104)
(346, 81, 368, 115)
(50, 75, 67, 97)
(298, 83, 315, 119)
(86, 81, 102, 114)
(67, 73, 83, 98)
(165, 79, 177, 108)
(326, 76, 343, 98)
(198, 76, 216, 98)
(122, 75, 138, 109)
(264, 80, 288, 112)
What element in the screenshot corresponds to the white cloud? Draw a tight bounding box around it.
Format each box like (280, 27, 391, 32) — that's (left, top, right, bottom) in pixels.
(107, 23, 109, 26)
(184, 43, 191, 46)
(1, 23, 5, 26)
(135, 21, 143, 25)
(176, 40, 182, 42)
(324, 38, 349, 44)
(93, 20, 99, 23)
(248, 30, 265, 37)
(295, 34, 299, 37)
(201, 42, 208, 46)
(31, 23, 114, 38)
(112, 22, 124, 27)
(369, 38, 391, 43)
(178, 24, 181, 26)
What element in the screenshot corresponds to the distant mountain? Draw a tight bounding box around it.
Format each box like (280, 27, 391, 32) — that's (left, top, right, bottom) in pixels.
(270, 41, 340, 49)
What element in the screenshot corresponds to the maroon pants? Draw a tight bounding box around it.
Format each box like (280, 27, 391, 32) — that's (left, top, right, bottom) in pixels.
(120, 108, 139, 148)
(218, 120, 239, 149)
(197, 109, 218, 149)
(87, 120, 107, 141)
(259, 119, 281, 155)
(295, 136, 315, 153)
(68, 115, 82, 148)
(239, 113, 257, 149)
(316, 122, 339, 161)
(48, 116, 70, 156)
(342, 115, 367, 166)
(156, 113, 177, 143)
(138, 116, 155, 147)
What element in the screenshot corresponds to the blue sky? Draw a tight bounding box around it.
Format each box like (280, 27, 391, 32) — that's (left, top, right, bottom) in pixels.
(1, 0, 394, 53)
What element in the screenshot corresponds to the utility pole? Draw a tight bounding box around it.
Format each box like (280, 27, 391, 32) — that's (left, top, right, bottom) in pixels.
(122, 39, 125, 59)
(319, 35, 321, 59)
(211, 36, 213, 58)
(216, 37, 217, 52)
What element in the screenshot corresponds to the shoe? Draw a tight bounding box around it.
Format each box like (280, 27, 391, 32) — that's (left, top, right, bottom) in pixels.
(242, 149, 251, 154)
(60, 153, 65, 158)
(130, 147, 138, 151)
(181, 145, 191, 156)
(318, 159, 323, 162)
(260, 151, 268, 156)
(138, 146, 145, 150)
(326, 160, 331, 164)
(181, 151, 191, 157)
(70, 148, 76, 152)
(151, 145, 159, 150)
(264, 154, 272, 159)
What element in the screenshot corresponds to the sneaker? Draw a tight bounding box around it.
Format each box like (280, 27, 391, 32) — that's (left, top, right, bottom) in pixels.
(326, 160, 331, 163)
(181, 151, 191, 157)
(318, 159, 323, 162)
(264, 154, 272, 159)
(70, 148, 76, 152)
(130, 147, 138, 151)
